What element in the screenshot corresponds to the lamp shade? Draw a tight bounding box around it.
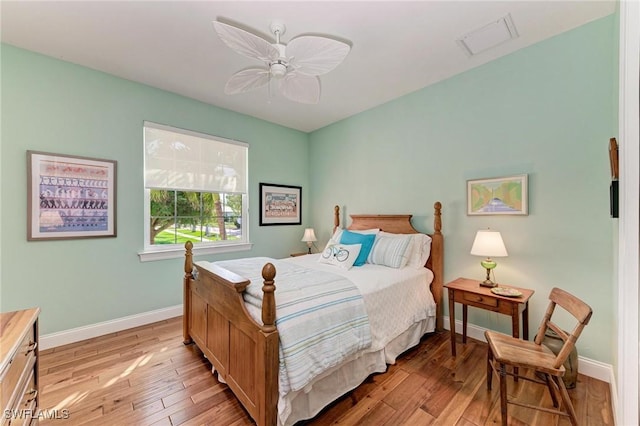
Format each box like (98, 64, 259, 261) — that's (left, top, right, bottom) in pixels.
(301, 228, 317, 243)
(470, 230, 508, 257)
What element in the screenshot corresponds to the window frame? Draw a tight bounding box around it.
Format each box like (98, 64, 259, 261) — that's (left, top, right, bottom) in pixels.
(138, 122, 251, 262)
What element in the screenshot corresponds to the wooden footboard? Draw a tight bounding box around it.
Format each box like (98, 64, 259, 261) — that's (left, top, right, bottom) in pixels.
(183, 201, 444, 426)
(183, 244, 278, 426)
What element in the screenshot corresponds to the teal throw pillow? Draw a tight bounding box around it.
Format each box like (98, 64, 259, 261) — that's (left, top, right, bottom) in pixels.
(340, 230, 376, 266)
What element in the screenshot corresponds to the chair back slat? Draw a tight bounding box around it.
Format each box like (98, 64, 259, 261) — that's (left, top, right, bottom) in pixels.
(550, 287, 593, 325)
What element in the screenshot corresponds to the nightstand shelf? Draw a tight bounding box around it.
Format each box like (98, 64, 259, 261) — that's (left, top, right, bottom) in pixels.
(444, 277, 534, 357)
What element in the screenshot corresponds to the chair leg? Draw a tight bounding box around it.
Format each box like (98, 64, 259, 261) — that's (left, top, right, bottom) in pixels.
(499, 363, 508, 426)
(555, 376, 578, 426)
(542, 372, 559, 408)
(487, 345, 493, 390)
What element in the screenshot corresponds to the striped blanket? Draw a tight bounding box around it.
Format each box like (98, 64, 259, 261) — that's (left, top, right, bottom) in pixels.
(213, 257, 372, 395)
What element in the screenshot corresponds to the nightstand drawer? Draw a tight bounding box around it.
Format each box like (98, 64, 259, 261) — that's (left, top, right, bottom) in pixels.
(462, 292, 498, 308)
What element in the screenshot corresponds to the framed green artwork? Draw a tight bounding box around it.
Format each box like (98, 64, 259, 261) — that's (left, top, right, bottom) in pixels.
(467, 174, 528, 216)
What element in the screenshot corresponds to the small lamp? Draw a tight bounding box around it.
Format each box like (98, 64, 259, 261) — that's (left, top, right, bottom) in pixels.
(301, 228, 317, 254)
(470, 229, 508, 287)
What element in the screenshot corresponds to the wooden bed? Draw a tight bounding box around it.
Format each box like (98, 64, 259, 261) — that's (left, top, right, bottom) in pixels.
(182, 202, 443, 426)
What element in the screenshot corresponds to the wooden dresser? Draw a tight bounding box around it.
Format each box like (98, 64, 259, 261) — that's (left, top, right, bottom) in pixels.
(0, 308, 40, 425)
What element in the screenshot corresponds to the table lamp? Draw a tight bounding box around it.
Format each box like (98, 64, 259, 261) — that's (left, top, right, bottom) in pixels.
(470, 229, 508, 287)
(301, 228, 317, 254)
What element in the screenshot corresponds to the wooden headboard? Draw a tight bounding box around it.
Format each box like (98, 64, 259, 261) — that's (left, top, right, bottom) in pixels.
(332, 202, 444, 331)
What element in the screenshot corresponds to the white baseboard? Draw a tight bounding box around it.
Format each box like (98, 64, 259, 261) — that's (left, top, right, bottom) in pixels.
(443, 316, 614, 383)
(40, 304, 183, 350)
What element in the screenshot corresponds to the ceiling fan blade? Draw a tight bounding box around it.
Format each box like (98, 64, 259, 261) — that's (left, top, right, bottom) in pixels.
(286, 36, 350, 76)
(279, 72, 320, 104)
(213, 21, 279, 63)
(225, 68, 270, 95)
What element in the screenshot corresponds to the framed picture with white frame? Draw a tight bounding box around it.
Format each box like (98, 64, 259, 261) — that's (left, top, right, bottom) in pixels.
(27, 151, 117, 240)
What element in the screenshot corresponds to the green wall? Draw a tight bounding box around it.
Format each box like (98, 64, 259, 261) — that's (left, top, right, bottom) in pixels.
(309, 16, 617, 363)
(0, 14, 618, 365)
(0, 45, 309, 334)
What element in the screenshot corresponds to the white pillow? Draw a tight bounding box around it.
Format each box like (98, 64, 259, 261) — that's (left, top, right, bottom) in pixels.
(407, 233, 432, 268)
(367, 233, 412, 268)
(318, 243, 362, 270)
(378, 231, 432, 269)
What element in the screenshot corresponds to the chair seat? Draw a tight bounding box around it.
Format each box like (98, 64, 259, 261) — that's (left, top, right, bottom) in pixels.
(485, 330, 566, 376)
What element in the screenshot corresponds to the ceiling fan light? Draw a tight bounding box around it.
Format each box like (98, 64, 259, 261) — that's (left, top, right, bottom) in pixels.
(270, 62, 287, 78)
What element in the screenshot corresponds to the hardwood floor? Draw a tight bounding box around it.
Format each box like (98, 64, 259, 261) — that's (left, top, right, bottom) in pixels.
(38, 317, 613, 425)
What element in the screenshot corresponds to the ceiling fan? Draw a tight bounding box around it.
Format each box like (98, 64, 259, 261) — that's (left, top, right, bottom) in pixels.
(213, 20, 350, 104)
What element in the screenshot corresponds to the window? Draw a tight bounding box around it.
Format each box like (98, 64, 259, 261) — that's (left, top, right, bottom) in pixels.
(139, 122, 250, 262)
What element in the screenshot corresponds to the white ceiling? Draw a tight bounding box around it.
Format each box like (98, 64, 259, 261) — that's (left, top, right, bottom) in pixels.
(1, 1, 616, 133)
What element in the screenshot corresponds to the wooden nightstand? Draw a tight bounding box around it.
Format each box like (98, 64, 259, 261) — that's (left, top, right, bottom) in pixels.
(290, 252, 308, 257)
(444, 277, 534, 356)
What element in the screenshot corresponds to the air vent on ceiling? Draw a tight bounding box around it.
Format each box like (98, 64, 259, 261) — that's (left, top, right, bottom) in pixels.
(456, 14, 519, 56)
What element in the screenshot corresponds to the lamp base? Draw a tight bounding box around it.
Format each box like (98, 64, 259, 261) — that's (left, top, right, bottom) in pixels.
(479, 264, 497, 287)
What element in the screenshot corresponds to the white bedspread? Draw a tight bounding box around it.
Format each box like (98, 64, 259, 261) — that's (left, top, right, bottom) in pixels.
(212, 257, 372, 395)
(285, 254, 435, 356)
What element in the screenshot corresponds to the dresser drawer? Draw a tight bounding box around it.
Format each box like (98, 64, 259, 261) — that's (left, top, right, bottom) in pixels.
(462, 292, 498, 308)
(9, 368, 37, 426)
(0, 325, 36, 416)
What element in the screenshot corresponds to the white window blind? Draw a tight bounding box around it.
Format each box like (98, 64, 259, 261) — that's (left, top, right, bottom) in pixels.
(143, 122, 248, 193)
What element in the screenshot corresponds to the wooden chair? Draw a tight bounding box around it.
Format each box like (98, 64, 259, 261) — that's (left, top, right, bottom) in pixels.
(485, 287, 592, 426)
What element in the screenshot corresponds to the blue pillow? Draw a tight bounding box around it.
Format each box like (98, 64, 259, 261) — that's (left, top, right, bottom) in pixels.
(340, 230, 376, 266)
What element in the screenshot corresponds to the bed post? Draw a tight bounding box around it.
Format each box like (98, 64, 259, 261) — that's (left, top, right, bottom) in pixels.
(259, 263, 278, 426)
(333, 205, 340, 233)
(183, 241, 194, 344)
(431, 202, 444, 332)
(261, 263, 276, 332)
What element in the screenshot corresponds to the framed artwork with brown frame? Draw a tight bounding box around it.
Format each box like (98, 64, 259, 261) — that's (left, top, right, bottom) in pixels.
(27, 151, 117, 241)
(259, 183, 301, 226)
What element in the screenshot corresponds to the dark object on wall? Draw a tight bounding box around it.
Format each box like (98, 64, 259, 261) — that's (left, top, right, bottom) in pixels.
(610, 180, 619, 218)
(609, 138, 619, 218)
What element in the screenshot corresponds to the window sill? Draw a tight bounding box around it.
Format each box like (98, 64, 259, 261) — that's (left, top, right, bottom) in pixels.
(138, 242, 253, 262)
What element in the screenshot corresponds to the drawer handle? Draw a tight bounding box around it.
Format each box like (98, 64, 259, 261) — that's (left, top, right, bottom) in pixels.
(25, 340, 37, 355)
(25, 389, 38, 404)
(476, 296, 484, 302)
